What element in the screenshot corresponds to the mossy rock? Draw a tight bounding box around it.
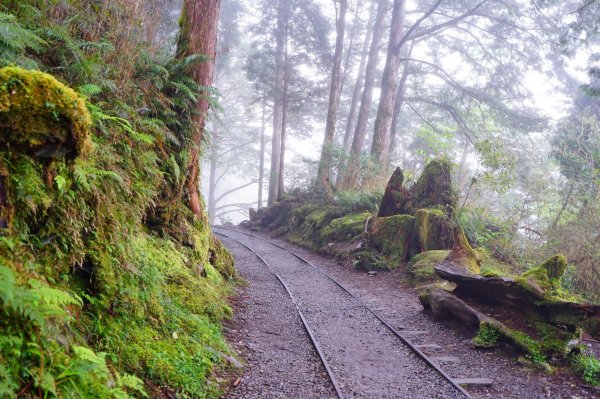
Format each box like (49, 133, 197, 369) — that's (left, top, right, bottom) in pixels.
(516, 255, 568, 300)
(410, 159, 457, 212)
(0, 67, 91, 157)
(409, 250, 450, 285)
(287, 205, 345, 249)
(368, 215, 416, 264)
(414, 208, 453, 252)
(321, 212, 371, 242)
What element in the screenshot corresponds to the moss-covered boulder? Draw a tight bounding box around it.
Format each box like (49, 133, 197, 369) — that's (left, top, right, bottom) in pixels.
(0, 67, 92, 157)
(410, 159, 457, 212)
(377, 167, 410, 217)
(414, 208, 453, 252)
(321, 212, 371, 242)
(368, 215, 417, 264)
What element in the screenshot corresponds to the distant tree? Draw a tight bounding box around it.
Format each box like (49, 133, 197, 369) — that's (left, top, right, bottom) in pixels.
(317, 0, 348, 191)
(340, 0, 389, 189)
(245, 0, 331, 205)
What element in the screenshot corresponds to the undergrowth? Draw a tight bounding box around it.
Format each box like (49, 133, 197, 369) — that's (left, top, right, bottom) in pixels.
(0, 1, 236, 397)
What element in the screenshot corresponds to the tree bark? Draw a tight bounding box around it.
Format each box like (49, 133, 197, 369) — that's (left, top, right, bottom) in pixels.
(277, 16, 290, 202)
(208, 143, 217, 224)
(371, 0, 407, 166)
(341, 0, 376, 155)
(336, 0, 377, 187)
(177, 0, 221, 217)
(341, 0, 388, 189)
(388, 41, 413, 164)
(317, 0, 348, 189)
(268, 0, 287, 206)
(258, 97, 266, 209)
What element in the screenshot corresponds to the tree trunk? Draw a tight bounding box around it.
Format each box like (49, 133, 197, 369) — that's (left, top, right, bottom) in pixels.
(277, 14, 290, 202)
(208, 145, 217, 224)
(177, 0, 221, 217)
(388, 41, 413, 165)
(341, 0, 376, 155)
(317, 0, 348, 189)
(371, 0, 407, 166)
(258, 97, 266, 209)
(268, 0, 287, 206)
(341, 0, 388, 189)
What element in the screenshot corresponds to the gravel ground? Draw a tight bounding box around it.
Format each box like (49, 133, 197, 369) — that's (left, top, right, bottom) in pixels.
(218, 235, 336, 399)
(240, 229, 600, 399)
(217, 227, 465, 399)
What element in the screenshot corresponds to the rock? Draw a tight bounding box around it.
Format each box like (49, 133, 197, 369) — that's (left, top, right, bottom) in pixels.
(378, 167, 410, 217)
(0, 67, 92, 157)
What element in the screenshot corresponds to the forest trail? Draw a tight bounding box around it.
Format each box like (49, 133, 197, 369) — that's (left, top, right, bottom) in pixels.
(216, 227, 599, 399)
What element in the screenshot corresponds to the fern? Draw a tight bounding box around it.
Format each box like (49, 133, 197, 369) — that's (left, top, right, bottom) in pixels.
(0, 12, 46, 68)
(0, 265, 81, 327)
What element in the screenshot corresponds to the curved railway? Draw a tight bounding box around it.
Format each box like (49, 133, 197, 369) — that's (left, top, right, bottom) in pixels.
(214, 226, 474, 399)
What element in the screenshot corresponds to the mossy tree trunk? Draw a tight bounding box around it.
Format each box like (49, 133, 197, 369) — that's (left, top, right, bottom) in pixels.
(177, 0, 221, 217)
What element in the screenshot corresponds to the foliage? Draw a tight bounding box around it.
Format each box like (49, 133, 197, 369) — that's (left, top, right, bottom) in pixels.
(0, 2, 235, 398)
(332, 190, 382, 213)
(572, 353, 600, 386)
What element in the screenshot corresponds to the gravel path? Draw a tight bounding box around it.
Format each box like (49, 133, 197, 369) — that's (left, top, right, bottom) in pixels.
(219, 236, 336, 399)
(241, 229, 600, 399)
(217, 227, 465, 399)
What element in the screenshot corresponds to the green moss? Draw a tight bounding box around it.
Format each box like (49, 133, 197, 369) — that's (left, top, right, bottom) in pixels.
(414, 208, 452, 252)
(368, 215, 416, 264)
(472, 322, 501, 347)
(321, 212, 371, 242)
(474, 321, 548, 367)
(408, 250, 450, 285)
(0, 67, 92, 156)
(446, 226, 481, 273)
(410, 159, 457, 212)
(516, 255, 569, 301)
(476, 248, 515, 278)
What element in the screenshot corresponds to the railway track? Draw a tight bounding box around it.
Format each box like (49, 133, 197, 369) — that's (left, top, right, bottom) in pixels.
(214, 226, 475, 399)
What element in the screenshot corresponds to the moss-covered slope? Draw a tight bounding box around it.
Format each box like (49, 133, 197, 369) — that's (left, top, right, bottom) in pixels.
(0, 2, 237, 396)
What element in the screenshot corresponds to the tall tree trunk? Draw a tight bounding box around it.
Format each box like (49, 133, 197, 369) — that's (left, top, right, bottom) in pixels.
(277, 13, 290, 202)
(268, 0, 287, 206)
(388, 42, 413, 166)
(317, 0, 348, 189)
(208, 145, 217, 224)
(341, 0, 388, 189)
(258, 97, 266, 209)
(371, 0, 407, 166)
(341, 0, 376, 155)
(177, 0, 221, 217)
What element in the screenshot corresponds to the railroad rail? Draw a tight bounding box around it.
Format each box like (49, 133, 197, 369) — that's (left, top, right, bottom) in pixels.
(214, 226, 474, 399)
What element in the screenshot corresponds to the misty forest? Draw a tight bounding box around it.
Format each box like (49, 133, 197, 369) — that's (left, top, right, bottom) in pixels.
(1, 0, 600, 398)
